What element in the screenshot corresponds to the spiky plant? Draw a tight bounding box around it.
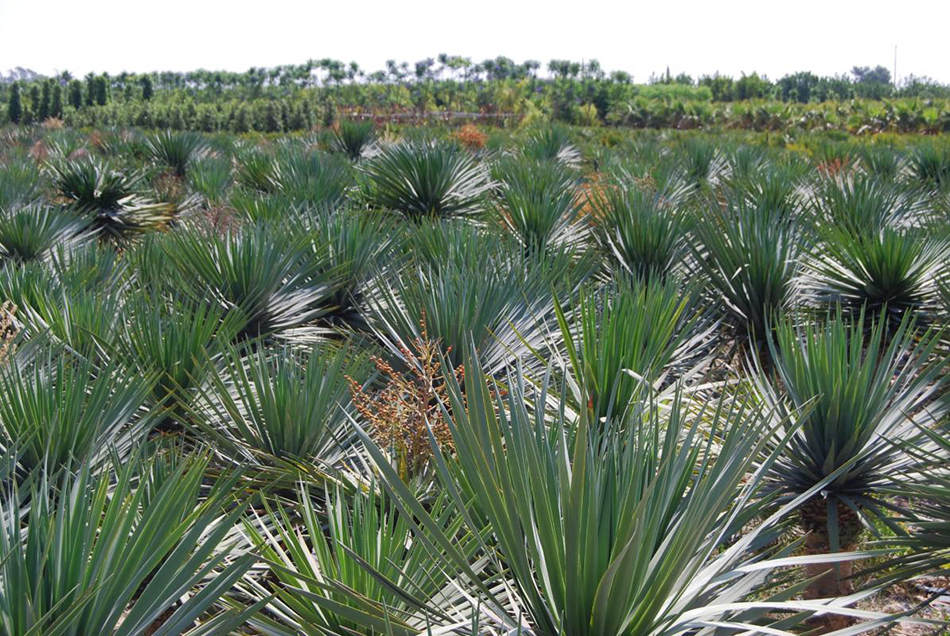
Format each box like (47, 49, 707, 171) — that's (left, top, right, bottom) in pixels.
(0, 205, 91, 264)
(240, 484, 479, 635)
(362, 140, 491, 220)
(492, 157, 586, 254)
(47, 157, 173, 242)
(587, 174, 691, 281)
(163, 222, 341, 339)
(691, 199, 804, 354)
(909, 142, 950, 191)
(521, 125, 582, 167)
(857, 145, 904, 182)
(0, 452, 258, 636)
(556, 276, 712, 420)
(365, 247, 581, 375)
(0, 350, 154, 475)
(346, 350, 873, 636)
(811, 172, 922, 233)
(117, 294, 244, 427)
(804, 223, 950, 327)
(332, 119, 378, 161)
(189, 341, 369, 473)
(0, 159, 44, 209)
(755, 312, 947, 597)
(681, 137, 725, 186)
(234, 149, 280, 193)
(189, 156, 233, 206)
(274, 148, 353, 209)
(146, 130, 209, 177)
(305, 208, 399, 328)
(0, 259, 125, 360)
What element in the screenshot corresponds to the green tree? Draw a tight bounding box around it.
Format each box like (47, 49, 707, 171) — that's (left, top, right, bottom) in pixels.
(38, 80, 52, 121)
(94, 76, 108, 106)
(7, 82, 22, 124)
(68, 79, 83, 109)
(140, 74, 153, 101)
(51, 82, 63, 118)
(84, 72, 95, 106)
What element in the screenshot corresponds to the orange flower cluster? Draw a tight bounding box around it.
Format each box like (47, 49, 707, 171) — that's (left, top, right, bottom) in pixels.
(453, 124, 487, 150)
(348, 323, 460, 481)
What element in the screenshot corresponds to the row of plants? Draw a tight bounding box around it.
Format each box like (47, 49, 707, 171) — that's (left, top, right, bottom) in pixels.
(10, 91, 950, 134)
(0, 123, 949, 634)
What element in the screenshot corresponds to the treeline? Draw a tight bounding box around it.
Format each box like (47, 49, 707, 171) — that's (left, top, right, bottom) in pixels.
(2, 56, 950, 131)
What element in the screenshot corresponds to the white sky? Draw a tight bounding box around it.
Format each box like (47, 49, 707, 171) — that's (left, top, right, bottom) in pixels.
(1, 0, 948, 83)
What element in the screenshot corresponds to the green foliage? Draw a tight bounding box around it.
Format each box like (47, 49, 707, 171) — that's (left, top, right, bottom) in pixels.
(47, 157, 173, 242)
(146, 130, 209, 177)
(331, 119, 377, 160)
(757, 312, 947, 528)
(0, 452, 257, 636)
(492, 157, 585, 253)
(362, 140, 491, 220)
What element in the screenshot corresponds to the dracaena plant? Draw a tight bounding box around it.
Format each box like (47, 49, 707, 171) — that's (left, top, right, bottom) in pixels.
(146, 130, 210, 178)
(0, 205, 91, 265)
(362, 140, 492, 220)
(804, 223, 950, 328)
(47, 157, 174, 243)
(586, 174, 692, 281)
(239, 484, 480, 635)
(0, 452, 259, 636)
(691, 199, 804, 357)
(347, 350, 881, 636)
(365, 244, 585, 375)
(754, 311, 947, 596)
(332, 119, 378, 161)
(554, 276, 713, 420)
(116, 293, 245, 428)
(162, 221, 341, 340)
(0, 349, 154, 475)
(491, 157, 587, 255)
(188, 340, 370, 477)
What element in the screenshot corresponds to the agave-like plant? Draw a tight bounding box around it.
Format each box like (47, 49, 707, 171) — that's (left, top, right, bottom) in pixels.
(239, 484, 479, 635)
(804, 223, 950, 327)
(117, 293, 244, 427)
(304, 208, 399, 328)
(810, 172, 922, 233)
(587, 174, 692, 280)
(362, 140, 492, 220)
(146, 130, 209, 177)
(365, 246, 583, 374)
(556, 276, 713, 419)
(234, 148, 281, 194)
(346, 350, 877, 635)
(680, 137, 726, 186)
(274, 148, 354, 209)
(0, 452, 258, 636)
(0, 350, 154, 475)
(189, 341, 370, 473)
(492, 157, 586, 254)
(754, 312, 947, 595)
(47, 157, 174, 242)
(0, 205, 91, 264)
(0, 159, 44, 210)
(0, 259, 125, 359)
(189, 156, 233, 205)
(520, 125, 582, 167)
(691, 199, 804, 353)
(908, 143, 950, 191)
(163, 222, 341, 339)
(331, 119, 378, 161)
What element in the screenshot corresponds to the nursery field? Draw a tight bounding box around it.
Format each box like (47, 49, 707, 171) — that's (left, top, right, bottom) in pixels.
(1, 121, 950, 635)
